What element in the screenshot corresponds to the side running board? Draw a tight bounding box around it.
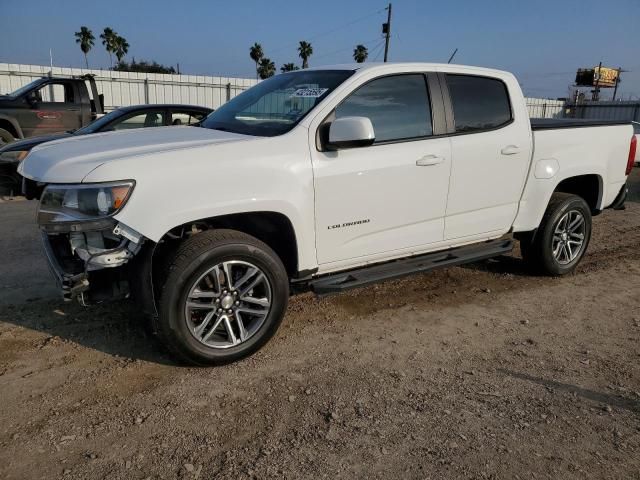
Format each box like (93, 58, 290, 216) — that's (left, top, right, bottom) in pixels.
(308, 238, 513, 295)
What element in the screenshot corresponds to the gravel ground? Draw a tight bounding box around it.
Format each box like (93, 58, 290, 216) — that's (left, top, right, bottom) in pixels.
(0, 169, 639, 480)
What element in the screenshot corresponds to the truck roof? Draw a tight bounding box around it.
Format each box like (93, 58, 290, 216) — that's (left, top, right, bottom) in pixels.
(306, 62, 513, 77)
(115, 104, 213, 112)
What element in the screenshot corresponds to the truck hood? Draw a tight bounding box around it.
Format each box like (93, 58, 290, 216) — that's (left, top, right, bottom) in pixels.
(19, 126, 252, 183)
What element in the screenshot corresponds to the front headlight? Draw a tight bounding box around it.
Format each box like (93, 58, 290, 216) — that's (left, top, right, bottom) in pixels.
(38, 181, 135, 225)
(0, 150, 29, 165)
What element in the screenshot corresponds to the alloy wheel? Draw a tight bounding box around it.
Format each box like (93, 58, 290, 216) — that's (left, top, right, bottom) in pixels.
(552, 210, 586, 265)
(184, 260, 272, 349)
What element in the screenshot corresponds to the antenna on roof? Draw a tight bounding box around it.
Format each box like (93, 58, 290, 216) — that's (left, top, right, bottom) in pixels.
(447, 48, 458, 64)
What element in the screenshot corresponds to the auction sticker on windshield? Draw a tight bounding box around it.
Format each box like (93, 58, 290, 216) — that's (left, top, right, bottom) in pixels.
(292, 88, 328, 98)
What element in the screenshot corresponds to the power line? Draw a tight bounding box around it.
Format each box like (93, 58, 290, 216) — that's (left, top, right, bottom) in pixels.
(267, 7, 387, 56)
(312, 36, 384, 62)
(371, 38, 387, 62)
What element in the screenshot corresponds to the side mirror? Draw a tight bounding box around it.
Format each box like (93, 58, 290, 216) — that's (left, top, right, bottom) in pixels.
(327, 116, 375, 150)
(25, 92, 38, 107)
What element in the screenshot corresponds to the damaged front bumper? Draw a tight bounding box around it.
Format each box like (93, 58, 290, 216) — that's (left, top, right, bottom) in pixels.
(40, 220, 145, 305)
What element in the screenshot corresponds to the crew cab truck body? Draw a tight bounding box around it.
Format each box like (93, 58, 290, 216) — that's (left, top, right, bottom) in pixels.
(0, 75, 104, 146)
(19, 63, 636, 365)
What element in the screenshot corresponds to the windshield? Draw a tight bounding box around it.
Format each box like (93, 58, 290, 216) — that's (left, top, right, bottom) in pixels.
(6, 80, 45, 98)
(74, 109, 126, 134)
(202, 70, 354, 137)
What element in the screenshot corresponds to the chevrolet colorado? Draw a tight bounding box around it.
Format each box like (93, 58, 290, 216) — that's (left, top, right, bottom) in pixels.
(18, 63, 636, 365)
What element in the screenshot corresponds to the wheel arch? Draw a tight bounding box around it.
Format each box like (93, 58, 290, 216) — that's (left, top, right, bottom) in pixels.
(0, 115, 23, 139)
(553, 173, 603, 213)
(513, 170, 604, 233)
(137, 210, 301, 322)
(160, 211, 300, 276)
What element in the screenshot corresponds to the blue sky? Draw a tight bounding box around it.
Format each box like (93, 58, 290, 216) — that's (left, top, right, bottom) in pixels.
(1, 0, 638, 99)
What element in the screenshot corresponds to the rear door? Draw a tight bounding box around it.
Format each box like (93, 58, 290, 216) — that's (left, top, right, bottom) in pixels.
(106, 109, 167, 131)
(168, 109, 209, 126)
(442, 73, 532, 240)
(311, 72, 452, 266)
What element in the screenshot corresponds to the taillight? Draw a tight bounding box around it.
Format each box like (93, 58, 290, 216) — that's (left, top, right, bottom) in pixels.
(627, 135, 637, 176)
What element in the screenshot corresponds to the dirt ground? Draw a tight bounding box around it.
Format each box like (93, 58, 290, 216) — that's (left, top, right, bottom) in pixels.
(1, 170, 639, 480)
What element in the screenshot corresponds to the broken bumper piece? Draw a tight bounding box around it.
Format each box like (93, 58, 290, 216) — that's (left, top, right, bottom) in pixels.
(41, 231, 90, 301)
(40, 222, 144, 305)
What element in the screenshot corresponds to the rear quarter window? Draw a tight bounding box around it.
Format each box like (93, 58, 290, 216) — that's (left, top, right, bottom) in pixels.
(446, 74, 512, 133)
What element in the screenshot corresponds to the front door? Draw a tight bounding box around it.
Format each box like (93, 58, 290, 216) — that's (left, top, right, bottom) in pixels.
(22, 81, 82, 137)
(311, 73, 452, 266)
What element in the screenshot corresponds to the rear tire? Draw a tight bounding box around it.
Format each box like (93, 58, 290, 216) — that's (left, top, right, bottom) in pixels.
(521, 193, 592, 276)
(157, 229, 289, 366)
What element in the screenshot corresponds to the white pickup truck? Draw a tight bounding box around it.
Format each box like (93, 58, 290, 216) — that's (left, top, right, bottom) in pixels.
(19, 63, 636, 365)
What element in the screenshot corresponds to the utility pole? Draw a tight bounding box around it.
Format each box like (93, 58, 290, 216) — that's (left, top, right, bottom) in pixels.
(612, 67, 622, 101)
(591, 61, 602, 101)
(383, 3, 392, 62)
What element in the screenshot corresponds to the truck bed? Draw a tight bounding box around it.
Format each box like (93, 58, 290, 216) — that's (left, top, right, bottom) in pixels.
(530, 118, 631, 130)
(516, 119, 633, 233)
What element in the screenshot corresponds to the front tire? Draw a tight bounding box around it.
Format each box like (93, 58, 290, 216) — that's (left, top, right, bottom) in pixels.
(521, 193, 592, 276)
(0, 167, 21, 197)
(0, 127, 15, 148)
(157, 229, 289, 366)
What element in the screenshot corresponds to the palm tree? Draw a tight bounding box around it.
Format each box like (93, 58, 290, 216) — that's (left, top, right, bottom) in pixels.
(249, 43, 264, 80)
(257, 58, 275, 79)
(281, 63, 299, 73)
(74, 26, 95, 69)
(353, 44, 368, 63)
(298, 41, 313, 69)
(100, 27, 117, 67)
(113, 35, 130, 63)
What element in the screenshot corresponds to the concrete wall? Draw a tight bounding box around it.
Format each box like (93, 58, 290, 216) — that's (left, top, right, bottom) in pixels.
(567, 101, 640, 121)
(0, 63, 257, 111)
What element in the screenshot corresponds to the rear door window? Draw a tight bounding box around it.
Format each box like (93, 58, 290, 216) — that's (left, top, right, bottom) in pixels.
(446, 74, 512, 133)
(170, 111, 207, 126)
(110, 110, 166, 130)
(335, 74, 432, 143)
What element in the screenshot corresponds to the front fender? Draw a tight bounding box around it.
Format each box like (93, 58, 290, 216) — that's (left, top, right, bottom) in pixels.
(88, 129, 318, 271)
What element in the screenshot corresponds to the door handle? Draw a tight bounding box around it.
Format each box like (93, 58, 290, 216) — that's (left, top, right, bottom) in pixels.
(416, 155, 444, 166)
(501, 145, 521, 155)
